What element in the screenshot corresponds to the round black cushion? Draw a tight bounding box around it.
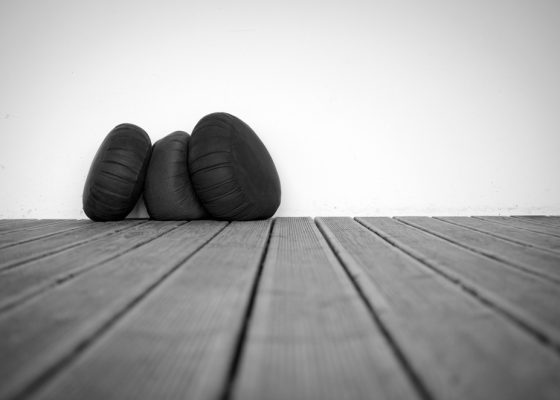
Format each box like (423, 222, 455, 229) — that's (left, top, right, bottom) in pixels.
(188, 112, 281, 220)
(144, 131, 208, 220)
(83, 123, 152, 221)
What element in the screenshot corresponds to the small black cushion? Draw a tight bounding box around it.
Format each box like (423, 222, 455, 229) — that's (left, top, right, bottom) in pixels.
(144, 131, 208, 220)
(83, 123, 152, 221)
(188, 112, 281, 220)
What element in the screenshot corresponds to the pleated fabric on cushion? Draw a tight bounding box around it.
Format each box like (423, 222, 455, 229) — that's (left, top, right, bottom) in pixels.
(144, 131, 208, 220)
(83, 123, 152, 221)
(188, 112, 281, 220)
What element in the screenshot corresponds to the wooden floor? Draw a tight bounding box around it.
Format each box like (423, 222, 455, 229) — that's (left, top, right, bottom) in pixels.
(1, 216, 560, 400)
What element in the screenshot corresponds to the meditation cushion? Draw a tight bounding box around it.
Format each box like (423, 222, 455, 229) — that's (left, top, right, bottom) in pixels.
(83, 123, 152, 221)
(188, 112, 281, 220)
(144, 131, 208, 220)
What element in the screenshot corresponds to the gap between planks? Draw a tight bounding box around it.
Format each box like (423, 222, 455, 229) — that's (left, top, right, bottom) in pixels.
(1, 218, 559, 400)
(323, 217, 560, 400)
(475, 216, 560, 239)
(364, 217, 560, 354)
(0, 221, 228, 400)
(404, 217, 560, 285)
(0, 221, 183, 314)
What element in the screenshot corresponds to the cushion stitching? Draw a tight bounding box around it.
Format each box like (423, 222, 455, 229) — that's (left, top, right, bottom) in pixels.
(228, 119, 259, 219)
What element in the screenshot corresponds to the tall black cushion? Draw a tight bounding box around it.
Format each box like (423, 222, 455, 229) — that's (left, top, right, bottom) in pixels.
(188, 112, 281, 220)
(144, 131, 208, 220)
(83, 123, 152, 221)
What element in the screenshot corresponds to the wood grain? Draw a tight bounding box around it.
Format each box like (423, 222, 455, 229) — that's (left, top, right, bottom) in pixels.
(234, 218, 420, 400)
(2, 218, 559, 400)
(0, 221, 180, 313)
(359, 217, 560, 351)
(322, 217, 560, 400)
(34, 221, 270, 400)
(400, 217, 560, 284)
(513, 216, 560, 228)
(0, 221, 226, 400)
(0, 219, 24, 226)
(0, 220, 66, 234)
(478, 216, 560, 237)
(439, 217, 560, 253)
(0, 220, 145, 271)
(0, 220, 89, 249)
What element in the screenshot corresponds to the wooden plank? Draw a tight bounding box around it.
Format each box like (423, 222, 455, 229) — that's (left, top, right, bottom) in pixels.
(0, 220, 90, 249)
(0, 219, 52, 228)
(508, 216, 560, 231)
(477, 216, 560, 238)
(358, 217, 560, 352)
(0, 220, 146, 271)
(513, 216, 560, 228)
(438, 216, 560, 253)
(513, 215, 560, 227)
(0, 221, 184, 313)
(0, 221, 181, 313)
(33, 220, 271, 400)
(0, 219, 21, 225)
(234, 218, 420, 400)
(0, 219, 66, 234)
(0, 220, 226, 400)
(398, 217, 560, 284)
(320, 217, 560, 400)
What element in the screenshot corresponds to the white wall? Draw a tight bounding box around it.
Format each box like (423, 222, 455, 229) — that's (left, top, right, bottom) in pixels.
(1, 0, 559, 218)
